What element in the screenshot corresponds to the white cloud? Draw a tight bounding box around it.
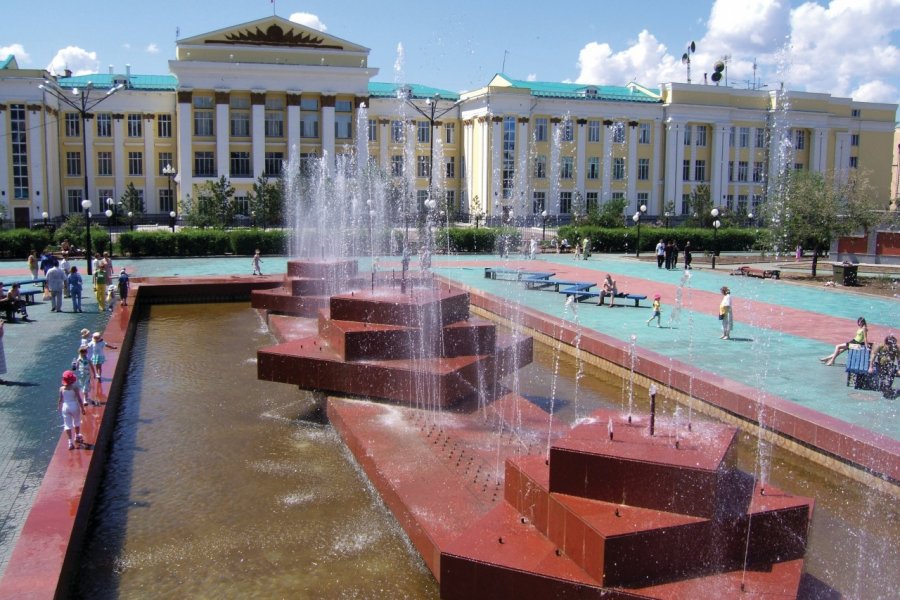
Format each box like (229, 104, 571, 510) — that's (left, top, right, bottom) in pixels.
(288, 12, 327, 32)
(573, 0, 900, 103)
(146, 43, 160, 55)
(122, 43, 131, 50)
(526, 73, 537, 82)
(0, 43, 30, 64)
(46, 46, 98, 76)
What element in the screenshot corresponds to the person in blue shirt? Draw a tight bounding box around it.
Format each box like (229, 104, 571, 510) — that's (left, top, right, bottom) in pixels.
(68, 266, 84, 313)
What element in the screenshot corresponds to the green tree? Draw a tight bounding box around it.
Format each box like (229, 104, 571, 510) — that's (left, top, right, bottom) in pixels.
(683, 184, 713, 228)
(247, 175, 284, 229)
(586, 197, 627, 228)
(120, 182, 144, 216)
(188, 176, 236, 228)
(765, 169, 882, 276)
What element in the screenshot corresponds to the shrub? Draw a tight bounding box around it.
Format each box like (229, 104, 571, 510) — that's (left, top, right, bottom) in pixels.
(0, 229, 53, 259)
(558, 225, 758, 254)
(229, 229, 287, 256)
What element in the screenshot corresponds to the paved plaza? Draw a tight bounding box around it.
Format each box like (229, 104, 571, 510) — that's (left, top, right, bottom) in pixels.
(0, 252, 897, 578)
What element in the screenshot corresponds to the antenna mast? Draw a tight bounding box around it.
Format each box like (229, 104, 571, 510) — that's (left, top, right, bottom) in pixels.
(681, 41, 696, 84)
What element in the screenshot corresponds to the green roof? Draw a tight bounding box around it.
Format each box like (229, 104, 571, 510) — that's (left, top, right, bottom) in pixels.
(0, 55, 16, 70)
(498, 74, 661, 103)
(368, 82, 459, 101)
(57, 73, 178, 91)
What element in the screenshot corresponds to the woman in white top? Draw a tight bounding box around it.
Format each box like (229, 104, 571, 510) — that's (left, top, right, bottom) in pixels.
(58, 370, 85, 449)
(719, 286, 733, 340)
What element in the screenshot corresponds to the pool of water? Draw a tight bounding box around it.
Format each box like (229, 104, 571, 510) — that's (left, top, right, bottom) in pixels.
(71, 303, 898, 598)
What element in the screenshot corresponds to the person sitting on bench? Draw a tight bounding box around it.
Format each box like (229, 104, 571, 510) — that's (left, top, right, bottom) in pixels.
(602, 274, 618, 308)
(820, 317, 868, 366)
(2, 283, 28, 321)
(869, 335, 899, 399)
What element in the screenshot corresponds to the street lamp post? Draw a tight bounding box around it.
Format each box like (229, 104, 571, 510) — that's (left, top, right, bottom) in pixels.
(106, 197, 120, 232)
(42, 211, 49, 228)
(541, 210, 548, 241)
(169, 211, 177, 233)
(633, 204, 647, 257)
(105, 208, 113, 254)
(664, 211, 672, 229)
(82, 199, 93, 274)
(39, 79, 123, 276)
(747, 212, 754, 228)
(163, 163, 177, 219)
(711, 207, 721, 269)
(128, 211, 134, 231)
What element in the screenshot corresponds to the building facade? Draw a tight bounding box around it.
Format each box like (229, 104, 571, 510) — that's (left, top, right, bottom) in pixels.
(1, 16, 896, 229)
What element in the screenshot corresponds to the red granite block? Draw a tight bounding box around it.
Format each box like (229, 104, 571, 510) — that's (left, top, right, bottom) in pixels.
(286, 258, 359, 279)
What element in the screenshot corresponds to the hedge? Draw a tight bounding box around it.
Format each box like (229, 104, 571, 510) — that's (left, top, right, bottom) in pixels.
(433, 227, 521, 253)
(557, 225, 759, 254)
(116, 228, 287, 257)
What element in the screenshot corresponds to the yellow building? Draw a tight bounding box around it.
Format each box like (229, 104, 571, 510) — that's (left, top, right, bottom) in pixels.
(0, 16, 896, 228)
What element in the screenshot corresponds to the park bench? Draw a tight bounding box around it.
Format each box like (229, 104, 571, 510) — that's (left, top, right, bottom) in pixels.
(484, 268, 555, 282)
(845, 345, 873, 389)
(559, 282, 598, 302)
(598, 292, 647, 307)
(19, 290, 40, 304)
(731, 266, 780, 280)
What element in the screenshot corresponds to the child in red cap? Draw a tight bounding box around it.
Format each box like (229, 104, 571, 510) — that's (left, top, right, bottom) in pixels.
(58, 370, 85, 449)
(646, 293, 662, 328)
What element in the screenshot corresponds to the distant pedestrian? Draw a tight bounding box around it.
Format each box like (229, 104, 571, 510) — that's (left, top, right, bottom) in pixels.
(252, 250, 263, 276)
(574, 242, 582, 260)
(646, 294, 662, 327)
(719, 286, 733, 340)
(671, 242, 679, 269)
(529, 238, 538, 260)
(91, 253, 102, 291)
(46, 264, 66, 312)
(664, 241, 674, 270)
(27, 249, 39, 280)
(94, 263, 108, 311)
(582, 237, 591, 260)
(655, 240, 665, 269)
(59, 253, 71, 298)
(68, 266, 84, 312)
(0, 321, 7, 384)
(117, 268, 130, 307)
(795, 245, 802, 261)
(58, 370, 85, 450)
(89, 332, 117, 381)
(684, 241, 693, 270)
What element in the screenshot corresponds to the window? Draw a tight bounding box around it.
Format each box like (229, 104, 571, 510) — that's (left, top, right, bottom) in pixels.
(726, 195, 734, 211)
(445, 122, 455, 145)
(300, 97, 319, 111)
(683, 159, 691, 181)
(752, 194, 763, 211)
(335, 114, 352, 139)
(66, 152, 82, 177)
(851, 108, 861, 118)
(587, 157, 600, 180)
(97, 189, 115, 207)
(753, 161, 764, 183)
(683, 125, 692, 146)
(231, 109, 250, 138)
(391, 120, 404, 142)
(612, 191, 625, 200)
(194, 109, 213, 137)
(729, 161, 735, 181)
(587, 121, 600, 143)
(738, 195, 748, 213)
(194, 152, 215, 177)
(534, 118, 548, 142)
(265, 110, 284, 138)
(159, 188, 174, 213)
(128, 151, 143, 176)
(534, 155, 546, 179)
(230, 152, 252, 177)
(96, 113, 112, 138)
(639, 123, 651, 144)
(739, 127, 750, 148)
(613, 157, 625, 180)
(637, 192, 649, 205)
(561, 156, 574, 179)
(416, 190, 428, 213)
(612, 123, 625, 144)
(562, 120, 574, 142)
(559, 191, 572, 214)
(794, 129, 805, 150)
(264, 152, 283, 177)
(738, 161, 748, 182)
(65, 113, 80, 137)
(445, 190, 456, 213)
(696, 125, 707, 147)
(67, 189, 83, 214)
(97, 152, 112, 176)
(694, 159, 706, 182)
(301, 114, 319, 138)
(755, 127, 766, 148)
(638, 158, 650, 181)
(368, 119, 378, 142)
(157, 114, 172, 138)
(532, 191, 546, 214)
(794, 162, 804, 171)
(586, 192, 598, 212)
(849, 156, 858, 168)
(158, 152, 173, 176)
(851, 134, 859, 147)
(127, 114, 142, 137)
(680, 194, 690, 215)
(335, 100, 352, 112)
(502, 116, 516, 198)
(10, 104, 28, 199)
(391, 155, 404, 177)
(729, 127, 736, 147)
(417, 121, 430, 143)
(299, 153, 317, 177)
(416, 155, 431, 178)
(445, 156, 455, 178)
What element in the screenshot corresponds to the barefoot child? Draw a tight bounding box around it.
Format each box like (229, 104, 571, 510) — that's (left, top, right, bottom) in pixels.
(79, 328, 95, 380)
(646, 293, 662, 327)
(58, 371, 85, 450)
(73, 346, 94, 406)
(252, 249, 263, 275)
(89, 332, 117, 381)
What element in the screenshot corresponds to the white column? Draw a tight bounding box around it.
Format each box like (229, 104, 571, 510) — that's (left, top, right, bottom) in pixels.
(45, 111, 60, 212)
(652, 119, 663, 210)
(322, 96, 336, 173)
(28, 110, 44, 215)
(113, 117, 125, 198)
(601, 122, 612, 201)
(575, 120, 587, 196)
(144, 116, 155, 208)
(810, 128, 827, 173)
(663, 119, 678, 207)
(287, 94, 301, 156)
(379, 120, 389, 171)
(711, 123, 728, 207)
(673, 125, 685, 213)
(251, 100, 265, 180)
(176, 97, 192, 197)
(626, 123, 638, 210)
(833, 132, 851, 184)
(490, 117, 502, 210)
(518, 118, 530, 211)
(216, 101, 229, 178)
(0, 108, 8, 213)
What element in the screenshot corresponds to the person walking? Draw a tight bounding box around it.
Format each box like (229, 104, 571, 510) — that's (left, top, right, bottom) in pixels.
(683, 241, 693, 270)
(59, 252, 71, 298)
(79, 328, 95, 380)
(671, 242, 679, 270)
(27, 249, 39, 280)
(655, 240, 665, 269)
(89, 331, 117, 381)
(646, 294, 663, 327)
(68, 266, 84, 312)
(94, 261, 108, 311)
(719, 286, 733, 340)
(58, 370, 86, 450)
(91, 253, 102, 291)
(46, 263, 66, 312)
(582, 237, 591, 260)
(73, 346, 94, 406)
(664, 240, 674, 270)
(117, 268, 130, 307)
(252, 250, 263, 276)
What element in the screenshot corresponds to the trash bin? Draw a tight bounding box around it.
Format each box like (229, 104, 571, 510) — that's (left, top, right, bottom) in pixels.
(833, 263, 858, 286)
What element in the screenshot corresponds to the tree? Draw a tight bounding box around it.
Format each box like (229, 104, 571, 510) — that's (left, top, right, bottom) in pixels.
(247, 175, 284, 229)
(120, 182, 144, 216)
(765, 169, 882, 276)
(188, 176, 236, 228)
(682, 184, 713, 228)
(586, 197, 628, 228)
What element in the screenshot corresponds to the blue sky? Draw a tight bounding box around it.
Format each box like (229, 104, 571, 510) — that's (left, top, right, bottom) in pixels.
(2, 0, 899, 105)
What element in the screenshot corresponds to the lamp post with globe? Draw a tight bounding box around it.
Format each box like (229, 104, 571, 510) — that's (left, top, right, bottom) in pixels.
(82, 199, 93, 274)
(632, 204, 647, 257)
(711, 208, 721, 269)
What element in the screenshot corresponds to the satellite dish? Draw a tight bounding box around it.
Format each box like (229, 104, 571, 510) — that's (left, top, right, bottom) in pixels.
(714, 60, 725, 72)
(689, 41, 696, 53)
(711, 72, 722, 83)
(682, 53, 690, 65)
